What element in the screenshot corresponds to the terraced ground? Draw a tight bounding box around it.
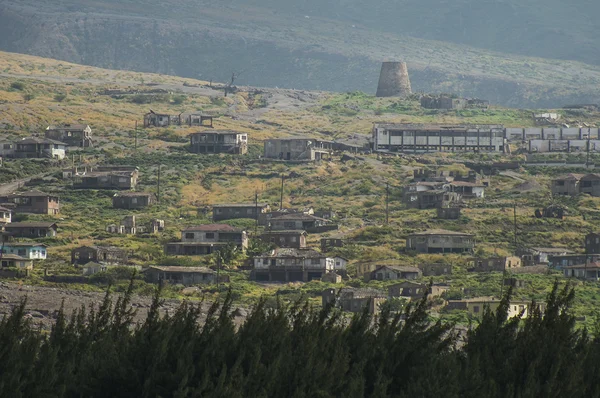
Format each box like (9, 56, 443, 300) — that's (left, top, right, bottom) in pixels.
(1, 50, 600, 326)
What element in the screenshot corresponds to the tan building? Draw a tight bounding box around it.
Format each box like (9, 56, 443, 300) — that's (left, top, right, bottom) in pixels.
(0, 190, 60, 215)
(469, 256, 521, 272)
(190, 131, 248, 155)
(447, 297, 546, 319)
(45, 124, 92, 147)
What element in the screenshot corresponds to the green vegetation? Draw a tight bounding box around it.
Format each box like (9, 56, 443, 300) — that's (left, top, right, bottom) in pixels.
(0, 281, 597, 397)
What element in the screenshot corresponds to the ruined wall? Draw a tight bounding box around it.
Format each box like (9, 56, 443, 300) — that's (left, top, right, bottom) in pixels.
(375, 62, 412, 98)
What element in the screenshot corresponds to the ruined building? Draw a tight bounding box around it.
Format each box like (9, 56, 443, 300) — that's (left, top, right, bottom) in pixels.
(375, 62, 412, 98)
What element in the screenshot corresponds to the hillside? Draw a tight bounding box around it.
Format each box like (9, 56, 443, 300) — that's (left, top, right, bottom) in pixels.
(2, 51, 600, 328)
(1, 0, 600, 107)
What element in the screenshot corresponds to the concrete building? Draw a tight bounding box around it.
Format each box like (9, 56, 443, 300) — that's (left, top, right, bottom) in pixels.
(73, 168, 138, 190)
(519, 247, 573, 266)
(45, 124, 92, 147)
(144, 111, 213, 128)
(260, 230, 307, 249)
(447, 298, 545, 319)
(0, 191, 60, 215)
(71, 245, 129, 265)
(252, 248, 339, 282)
(551, 174, 584, 196)
(0, 206, 11, 224)
(322, 288, 387, 314)
(406, 230, 475, 254)
(145, 266, 216, 286)
(586, 232, 600, 254)
(549, 254, 600, 270)
(388, 282, 449, 300)
(468, 256, 521, 272)
(372, 123, 507, 153)
(264, 138, 333, 161)
(269, 213, 333, 231)
(189, 131, 248, 155)
(403, 183, 461, 209)
(437, 207, 461, 220)
(5, 222, 58, 238)
(165, 224, 248, 256)
(14, 137, 67, 159)
(0, 254, 33, 270)
(2, 243, 47, 260)
(212, 203, 270, 221)
(112, 192, 154, 209)
(564, 262, 600, 280)
(369, 265, 422, 281)
(419, 263, 452, 276)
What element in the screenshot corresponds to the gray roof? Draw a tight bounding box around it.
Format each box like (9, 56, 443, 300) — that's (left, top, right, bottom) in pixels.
(261, 230, 307, 235)
(148, 266, 215, 274)
(213, 203, 269, 208)
(259, 248, 324, 258)
(338, 287, 387, 299)
(409, 229, 473, 237)
(6, 222, 57, 229)
(18, 137, 67, 146)
(374, 265, 422, 273)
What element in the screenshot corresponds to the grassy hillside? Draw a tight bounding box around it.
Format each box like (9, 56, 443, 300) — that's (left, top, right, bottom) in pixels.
(2, 51, 600, 326)
(1, 1, 600, 107)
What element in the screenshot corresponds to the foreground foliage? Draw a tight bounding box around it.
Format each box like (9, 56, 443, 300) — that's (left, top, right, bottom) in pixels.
(0, 281, 598, 397)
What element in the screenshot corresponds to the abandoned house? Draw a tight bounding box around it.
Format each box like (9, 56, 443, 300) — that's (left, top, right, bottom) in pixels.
(388, 282, 449, 300)
(4, 222, 58, 238)
(189, 131, 248, 155)
(0, 206, 11, 224)
(71, 245, 129, 265)
(263, 138, 334, 161)
(448, 181, 485, 198)
(0, 141, 15, 157)
(579, 174, 600, 196)
(165, 224, 248, 256)
(45, 124, 93, 147)
(420, 96, 468, 110)
(368, 265, 422, 281)
(437, 207, 461, 219)
(468, 256, 521, 272)
(321, 235, 346, 252)
(144, 111, 213, 128)
(258, 207, 314, 226)
(145, 266, 216, 286)
(269, 213, 335, 232)
(0, 190, 60, 215)
(2, 243, 47, 260)
(0, 254, 33, 270)
(251, 248, 340, 282)
(447, 298, 545, 319)
(212, 203, 270, 221)
(260, 230, 307, 249)
(586, 232, 600, 254)
(549, 254, 600, 270)
(406, 229, 475, 254)
(551, 174, 584, 196)
(112, 192, 154, 209)
(403, 183, 461, 209)
(563, 262, 600, 281)
(419, 263, 453, 276)
(14, 137, 67, 160)
(73, 169, 138, 190)
(371, 123, 508, 153)
(322, 288, 387, 314)
(519, 247, 573, 266)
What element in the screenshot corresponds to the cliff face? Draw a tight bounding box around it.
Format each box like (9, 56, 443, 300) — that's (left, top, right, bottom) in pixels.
(1, 1, 599, 107)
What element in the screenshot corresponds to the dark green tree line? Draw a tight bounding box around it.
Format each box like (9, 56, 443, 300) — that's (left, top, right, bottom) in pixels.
(0, 281, 598, 397)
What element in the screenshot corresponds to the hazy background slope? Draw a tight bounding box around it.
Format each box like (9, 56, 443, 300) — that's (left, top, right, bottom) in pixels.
(1, 0, 600, 107)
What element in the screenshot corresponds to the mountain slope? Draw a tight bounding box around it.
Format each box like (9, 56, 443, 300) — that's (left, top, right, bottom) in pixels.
(1, 0, 599, 107)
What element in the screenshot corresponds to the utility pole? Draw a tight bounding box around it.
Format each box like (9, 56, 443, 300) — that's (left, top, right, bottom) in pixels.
(157, 165, 161, 204)
(216, 253, 221, 291)
(134, 120, 138, 151)
(587, 132, 591, 168)
(513, 201, 518, 252)
(280, 174, 285, 210)
(255, 190, 259, 235)
(385, 182, 390, 224)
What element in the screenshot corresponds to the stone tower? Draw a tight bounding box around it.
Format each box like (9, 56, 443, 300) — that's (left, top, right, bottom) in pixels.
(375, 61, 412, 98)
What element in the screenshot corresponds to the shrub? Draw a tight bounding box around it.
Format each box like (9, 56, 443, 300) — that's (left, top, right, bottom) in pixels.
(10, 81, 25, 90)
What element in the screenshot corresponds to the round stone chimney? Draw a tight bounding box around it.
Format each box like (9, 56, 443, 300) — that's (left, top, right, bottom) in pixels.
(375, 61, 412, 98)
